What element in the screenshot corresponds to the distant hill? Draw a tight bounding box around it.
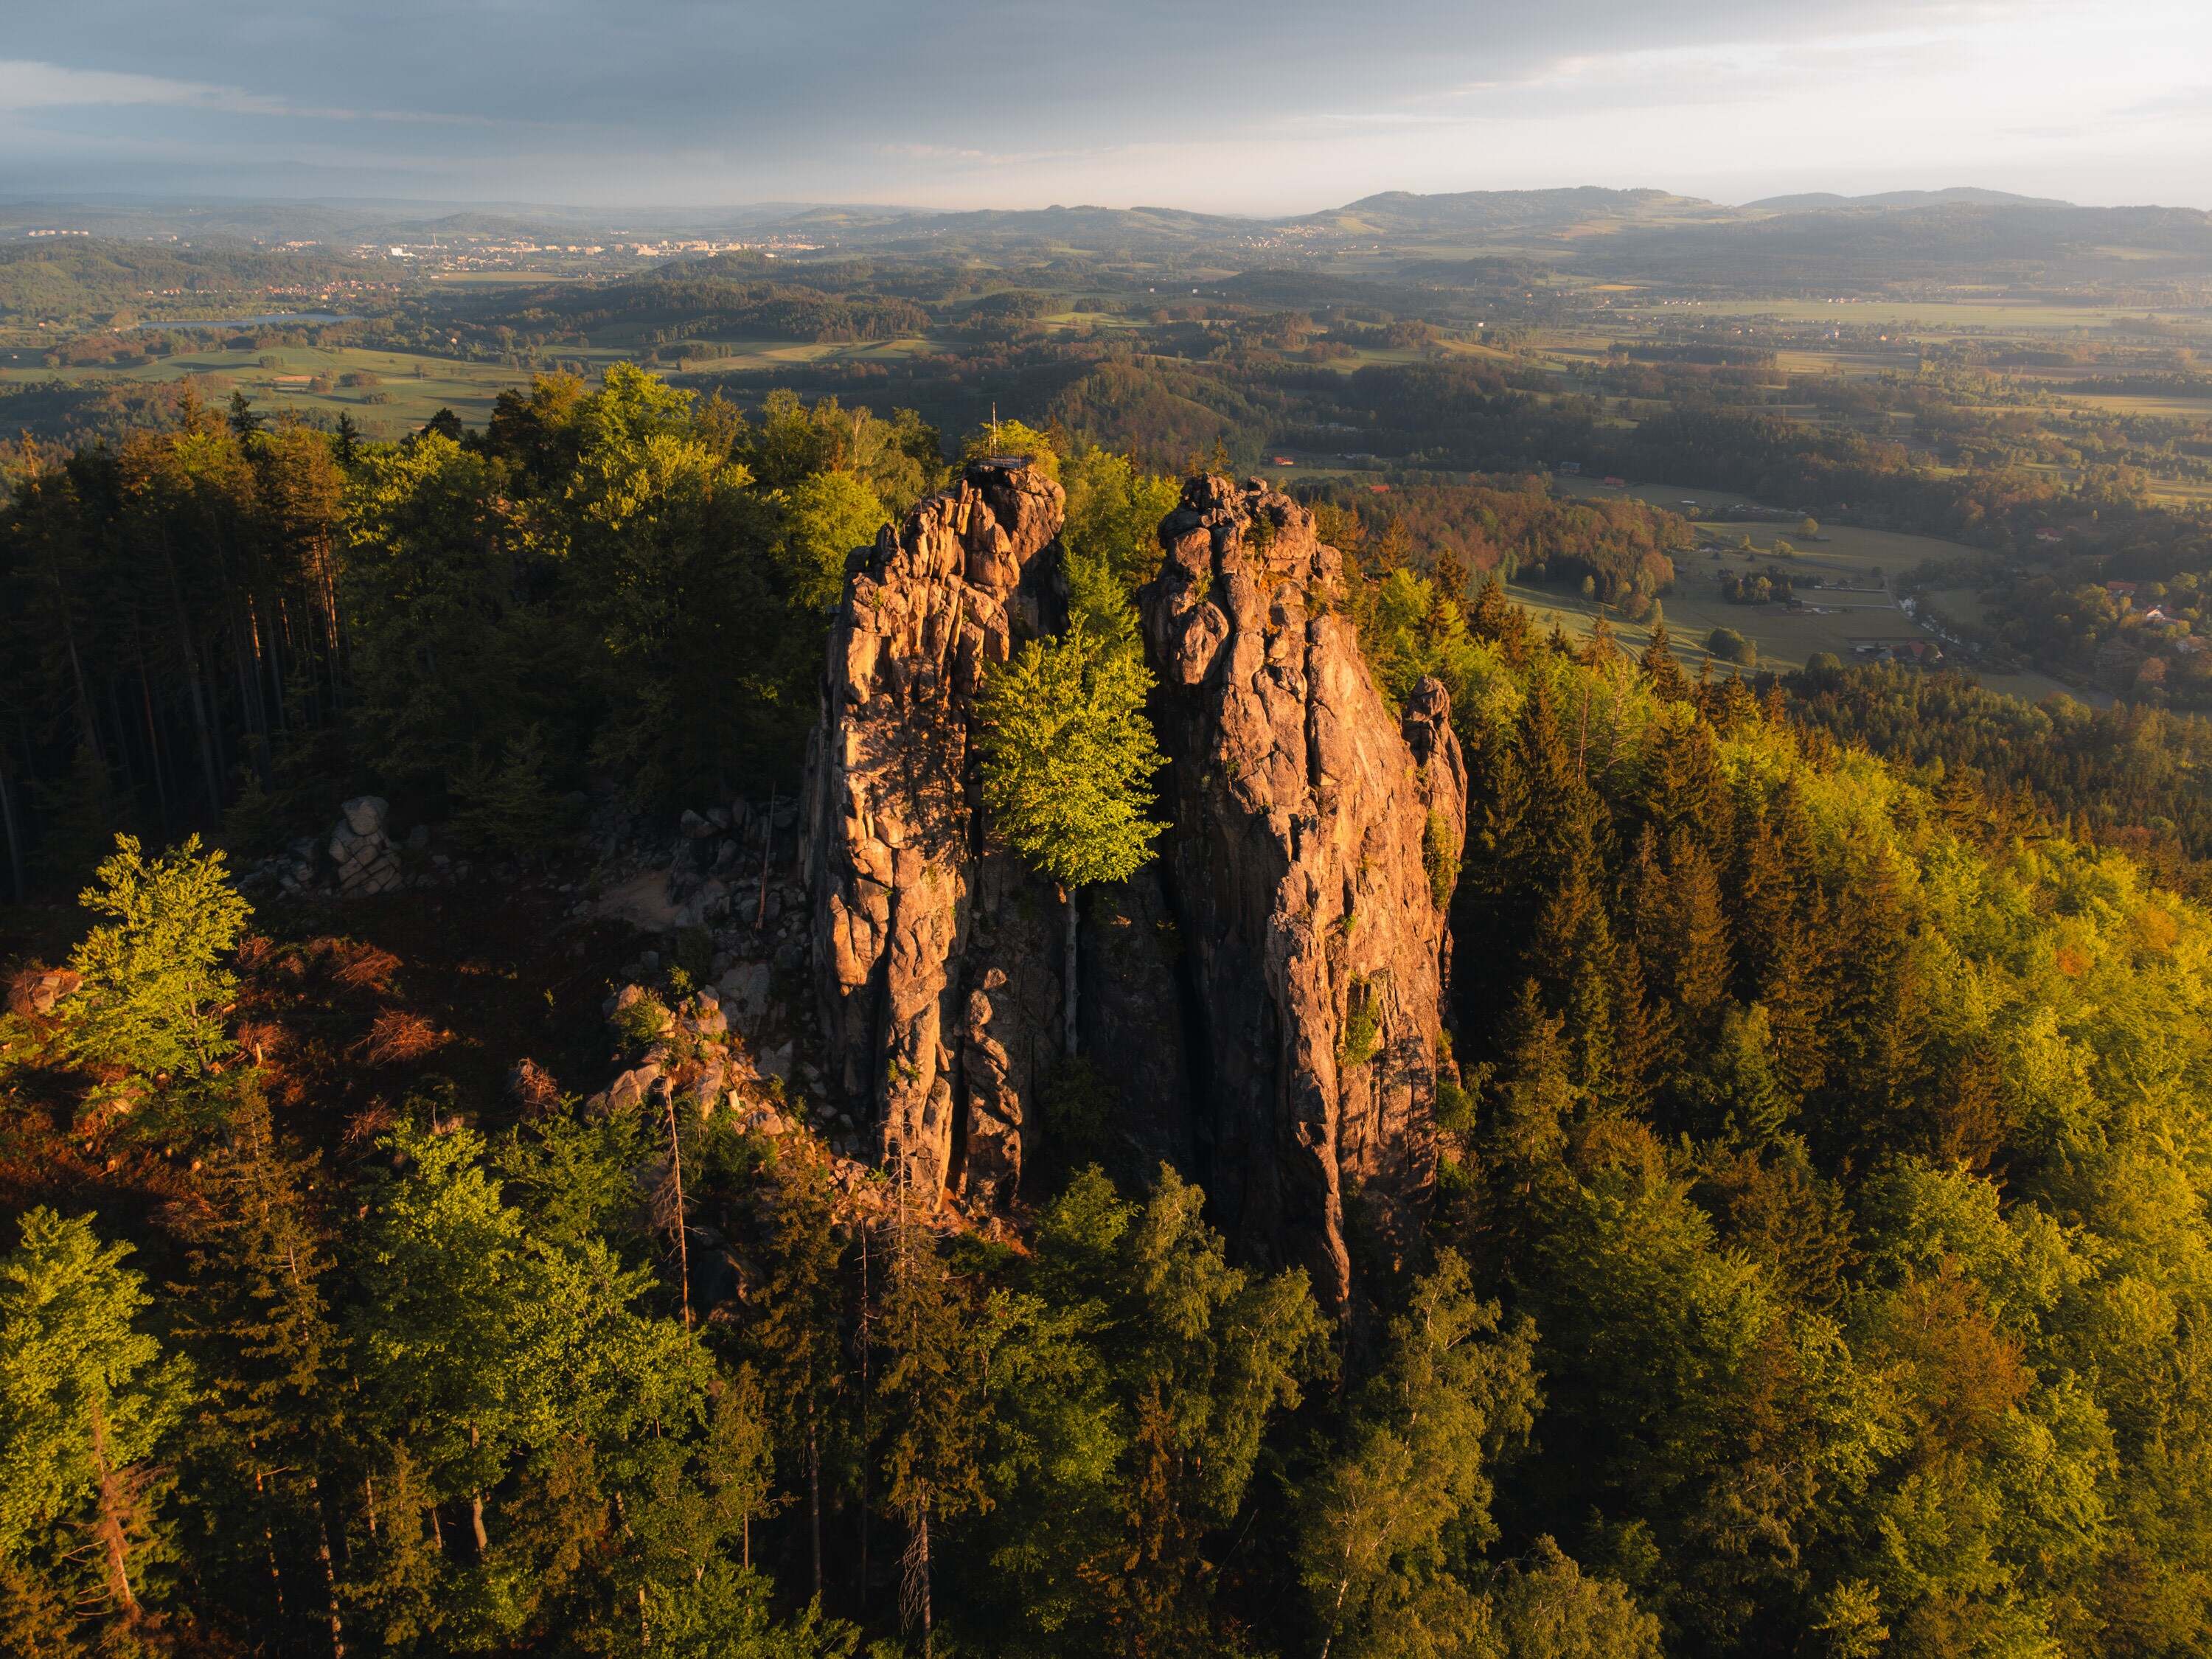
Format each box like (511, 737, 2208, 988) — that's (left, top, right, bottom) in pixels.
(0, 237, 366, 321)
(1744, 187, 2071, 212)
(1291, 186, 1731, 237)
(1587, 201, 2212, 288)
(851, 202, 1255, 250)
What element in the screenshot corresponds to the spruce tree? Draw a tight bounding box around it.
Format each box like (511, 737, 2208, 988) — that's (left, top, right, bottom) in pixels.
(1640, 623, 1693, 703)
(173, 1077, 347, 1653)
(740, 1147, 847, 1600)
(876, 1214, 993, 1658)
(1658, 827, 1732, 1031)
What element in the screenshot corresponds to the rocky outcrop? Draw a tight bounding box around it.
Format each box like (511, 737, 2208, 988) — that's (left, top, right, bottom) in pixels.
(799, 467, 1466, 1308)
(803, 462, 1069, 1205)
(1139, 476, 1466, 1311)
(329, 796, 403, 896)
(7, 967, 81, 1020)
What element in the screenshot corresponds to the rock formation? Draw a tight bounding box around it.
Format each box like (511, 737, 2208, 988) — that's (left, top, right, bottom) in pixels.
(329, 796, 403, 896)
(801, 467, 1465, 1310)
(6, 966, 81, 1020)
(1138, 476, 1466, 1310)
(803, 461, 1070, 1206)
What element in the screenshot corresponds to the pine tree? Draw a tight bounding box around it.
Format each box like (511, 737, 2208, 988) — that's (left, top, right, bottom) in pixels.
(1640, 622, 1693, 702)
(1813, 842, 1924, 1160)
(742, 1147, 847, 1600)
(1603, 939, 1661, 1119)
(451, 722, 573, 860)
(1485, 983, 1579, 1187)
(877, 1213, 993, 1658)
(1633, 712, 1733, 852)
(1728, 788, 1795, 1003)
(1658, 828, 1732, 1032)
(31, 741, 126, 890)
(1467, 577, 1532, 667)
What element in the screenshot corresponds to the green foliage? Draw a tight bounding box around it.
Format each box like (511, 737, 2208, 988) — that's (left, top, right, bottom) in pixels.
(0, 1209, 193, 1615)
(1060, 442, 1180, 637)
(960, 417, 1060, 479)
(1424, 808, 1460, 908)
(451, 721, 574, 858)
(344, 429, 533, 796)
(1338, 975, 1384, 1070)
(973, 1166, 1326, 1649)
(63, 832, 250, 1077)
(1705, 625, 1756, 666)
(1486, 1537, 1663, 1659)
(1295, 1251, 1539, 1658)
(611, 987, 674, 1051)
(776, 467, 887, 612)
(975, 620, 1165, 891)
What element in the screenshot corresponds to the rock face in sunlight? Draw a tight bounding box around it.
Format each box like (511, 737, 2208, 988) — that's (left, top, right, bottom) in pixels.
(804, 467, 1464, 1307)
(803, 461, 1068, 1206)
(1140, 476, 1465, 1311)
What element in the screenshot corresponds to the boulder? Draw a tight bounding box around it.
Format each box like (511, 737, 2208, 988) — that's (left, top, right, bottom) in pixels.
(330, 796, 403, 897)
(717, 961, 775, 1036)
(6, 967, 81, 1019)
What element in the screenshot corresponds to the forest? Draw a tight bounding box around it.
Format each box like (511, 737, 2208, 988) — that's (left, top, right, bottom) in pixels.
(4, 369, 2212, 1659)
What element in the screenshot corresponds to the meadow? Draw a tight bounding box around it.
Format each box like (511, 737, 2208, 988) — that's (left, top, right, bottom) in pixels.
(0, 341, 560, 434)
(1541, 474, 2089, 703)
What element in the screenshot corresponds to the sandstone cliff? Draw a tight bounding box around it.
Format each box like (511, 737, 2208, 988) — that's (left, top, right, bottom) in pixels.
(803, 466, 1465, 1310)
(803, 461, 1068, 1206)
(1139, 476, 1465, 1310)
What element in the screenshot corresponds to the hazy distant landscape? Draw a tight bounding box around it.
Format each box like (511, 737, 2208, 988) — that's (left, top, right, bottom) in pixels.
(10, 178, 2212, 698)
(10, 4, 2212, 1655)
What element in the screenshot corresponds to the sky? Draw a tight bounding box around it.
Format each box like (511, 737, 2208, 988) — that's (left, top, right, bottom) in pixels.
(1, 0, 2209, 215)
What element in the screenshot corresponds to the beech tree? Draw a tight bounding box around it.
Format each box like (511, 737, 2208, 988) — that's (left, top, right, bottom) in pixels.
(974, 619, 1164, 1054)
(63, 831, 250, 1077)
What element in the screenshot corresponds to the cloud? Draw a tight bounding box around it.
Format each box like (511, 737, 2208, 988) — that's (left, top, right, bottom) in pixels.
(0, 58, 521, 127)
(0, 1, 2208, 209)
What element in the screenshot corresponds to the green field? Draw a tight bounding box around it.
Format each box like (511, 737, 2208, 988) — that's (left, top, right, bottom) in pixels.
(0, 342, 566, 434)
(1543, 476, 2091, 704)
(1647, 297, 2212, 335)
(661, 336, 939, 371)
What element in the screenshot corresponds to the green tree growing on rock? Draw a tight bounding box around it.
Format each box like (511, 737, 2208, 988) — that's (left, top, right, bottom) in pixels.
(975, 619, 1164, 1056)
(63, 832, 251, 1078)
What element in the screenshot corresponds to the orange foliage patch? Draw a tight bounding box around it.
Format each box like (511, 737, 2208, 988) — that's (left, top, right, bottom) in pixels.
(317, 937, 404, 992)
(2131, 905, 2180, 954)
(361, 1009, 445, 1066)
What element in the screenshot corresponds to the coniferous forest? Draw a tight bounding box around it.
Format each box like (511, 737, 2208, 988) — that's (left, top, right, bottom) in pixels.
(4, 366, 2212, 1659)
